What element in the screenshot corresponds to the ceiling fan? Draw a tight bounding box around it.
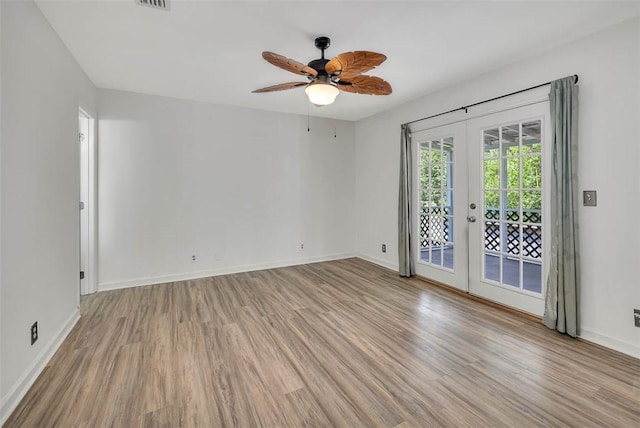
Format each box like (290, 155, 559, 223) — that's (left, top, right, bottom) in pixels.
(252, 36, 392, 106)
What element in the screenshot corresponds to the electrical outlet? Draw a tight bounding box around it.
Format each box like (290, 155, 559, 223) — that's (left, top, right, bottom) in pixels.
(634, 309, 640, 328)
(381, 244, 387, 253)
(191, 254, 197, 263)
(31, 321, 38, 345)
(300, 243, 304, 250)
(583, 190, 597, 206)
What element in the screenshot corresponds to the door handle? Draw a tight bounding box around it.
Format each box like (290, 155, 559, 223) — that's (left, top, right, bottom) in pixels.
(467, 216, 477, 223)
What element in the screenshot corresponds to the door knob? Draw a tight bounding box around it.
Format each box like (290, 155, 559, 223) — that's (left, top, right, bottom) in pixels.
(467, 216, 477, 223)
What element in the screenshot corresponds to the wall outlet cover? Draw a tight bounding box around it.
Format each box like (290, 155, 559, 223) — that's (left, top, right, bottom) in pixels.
(583, 190, 597, 206)
(31, 321, 38, 345)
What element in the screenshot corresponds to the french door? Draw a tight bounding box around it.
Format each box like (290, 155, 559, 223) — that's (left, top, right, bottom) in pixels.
(412, 122, 468, 291)
(413, 102, 550, 316)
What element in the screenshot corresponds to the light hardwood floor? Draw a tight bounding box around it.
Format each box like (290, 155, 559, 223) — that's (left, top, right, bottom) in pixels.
(5, 258, 640, 427)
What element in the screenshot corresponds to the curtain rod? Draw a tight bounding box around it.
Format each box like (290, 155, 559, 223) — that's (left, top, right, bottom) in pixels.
(404, 74, 578, 127)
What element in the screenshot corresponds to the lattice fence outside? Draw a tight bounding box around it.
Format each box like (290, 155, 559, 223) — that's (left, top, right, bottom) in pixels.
(420, 208, 541, 258)
(484, 209, 542, 259)
(420, 207, 450, 247)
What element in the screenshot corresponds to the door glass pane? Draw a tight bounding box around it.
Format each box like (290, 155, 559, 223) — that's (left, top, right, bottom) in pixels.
(505, 223, 520, 255)
(522, 121, 541, 153)
(444, 215, 454, 269)
(441, 162, 450, 188)
(502, 256, 520, 287)
(522, 155, 542, 188)
(506, 191, 520, 211)
(419, 138, 454, 270)
(484, 253, 500, 282)
(484, 219, 500, 254)
(506, 158, 520, 188)
(522, 190, 541, 222)
(523, 224, 542, 259)
(443, 137, 454, 162)
(432, 246, 443, 266)
(506, 145, 520, 156)
(484, 159, 500, 188)
(484, 128, 500, 158)
(484, 191, 500, 217)
(523, 260, 542, 293)
(502, 124, 520, 156)
(482, 120, 543, 294)
(444, 191, 453, 214)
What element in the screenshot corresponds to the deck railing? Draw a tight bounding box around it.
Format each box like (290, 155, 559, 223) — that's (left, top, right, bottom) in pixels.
(420, 206, 542, 259)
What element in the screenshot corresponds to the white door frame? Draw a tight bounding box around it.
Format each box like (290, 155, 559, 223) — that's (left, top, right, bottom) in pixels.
(412, 122, 469, 291)
(79, 107, 98, 295)
(467, 102, 551, 316)
(411, 85, 551, 314)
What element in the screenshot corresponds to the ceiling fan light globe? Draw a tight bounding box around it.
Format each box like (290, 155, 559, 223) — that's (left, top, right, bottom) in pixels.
(305, 82, 339, 106)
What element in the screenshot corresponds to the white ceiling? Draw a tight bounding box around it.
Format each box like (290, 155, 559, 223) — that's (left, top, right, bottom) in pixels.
(35, 1, 640, 121)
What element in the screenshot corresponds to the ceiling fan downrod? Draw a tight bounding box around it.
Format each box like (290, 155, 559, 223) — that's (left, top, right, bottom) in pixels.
(308, 36, 331, 76)
(314, 36, 330, 59)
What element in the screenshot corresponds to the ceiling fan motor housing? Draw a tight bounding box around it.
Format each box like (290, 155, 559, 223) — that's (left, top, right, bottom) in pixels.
(308, 58, 330, 77)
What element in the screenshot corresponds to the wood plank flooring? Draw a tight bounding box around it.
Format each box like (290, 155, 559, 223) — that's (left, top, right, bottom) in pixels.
(5, 258, 640, 427)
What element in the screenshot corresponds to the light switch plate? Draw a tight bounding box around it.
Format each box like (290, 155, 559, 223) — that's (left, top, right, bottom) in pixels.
(583, 190, 597, 206)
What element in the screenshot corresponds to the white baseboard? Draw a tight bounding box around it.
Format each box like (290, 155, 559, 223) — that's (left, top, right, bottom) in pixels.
(98, 252, 356, 291)
(580, 328, 640, 359)
(0, 309, 80, 426)
(356, 253, 399, 272)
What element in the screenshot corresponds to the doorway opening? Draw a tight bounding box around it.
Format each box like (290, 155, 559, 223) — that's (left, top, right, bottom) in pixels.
(79, 109, 97, 295)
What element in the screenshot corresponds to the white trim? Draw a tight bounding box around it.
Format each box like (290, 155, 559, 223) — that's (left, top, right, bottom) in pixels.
(79, 107, 97, 295)
(88, 113, 98, 295)
(580, 328, 640, 360)
(412, 121, 469, 292)
(0, 310, 80, 426)
(0, 4, 3, 425)
(466, 103, 550, 317)
(98, 253, 356, 291)
(356, 253, 399, 272)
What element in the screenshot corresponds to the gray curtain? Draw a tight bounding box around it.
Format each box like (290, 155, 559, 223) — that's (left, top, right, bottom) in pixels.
(543, 76, 580, 337)
(398, 124, 415, 277)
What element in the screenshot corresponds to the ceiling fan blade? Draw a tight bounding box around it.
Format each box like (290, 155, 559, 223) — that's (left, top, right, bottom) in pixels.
(336, 75, 392, 95)
(262, 52, 318, 77)
(252, 82, 308, 93)
(326, 51, 387, 80)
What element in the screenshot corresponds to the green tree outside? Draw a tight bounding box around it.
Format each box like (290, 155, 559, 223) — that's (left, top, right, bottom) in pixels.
(483, 145, 541, 210)
(420, 144, 542, 212)
(420, 148, 449, 208)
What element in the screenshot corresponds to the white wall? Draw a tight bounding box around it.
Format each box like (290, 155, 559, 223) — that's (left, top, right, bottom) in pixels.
(0, 0, 97, 423)
(0, 0, 4, 417)
(355, 17, 640, 357)
(98, 89, 355, 289)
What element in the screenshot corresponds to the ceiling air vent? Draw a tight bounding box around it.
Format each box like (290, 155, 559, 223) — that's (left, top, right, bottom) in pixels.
(136, 0, 170, 11)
